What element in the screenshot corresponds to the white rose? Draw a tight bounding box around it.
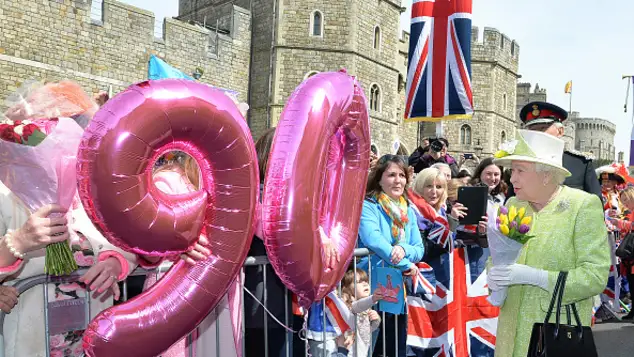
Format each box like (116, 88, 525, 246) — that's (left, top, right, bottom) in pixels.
(14, 124, 24, 136)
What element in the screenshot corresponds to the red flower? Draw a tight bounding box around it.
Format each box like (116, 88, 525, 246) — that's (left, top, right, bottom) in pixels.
(13, 120, 22, 126)
(0, 125, 22, 143)
(22, 123, 38, 141)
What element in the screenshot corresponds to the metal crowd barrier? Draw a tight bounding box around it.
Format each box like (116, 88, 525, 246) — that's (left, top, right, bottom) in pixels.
(0, 248, 405, 357)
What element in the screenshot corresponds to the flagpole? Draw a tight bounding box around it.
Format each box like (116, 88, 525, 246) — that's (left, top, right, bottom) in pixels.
(624, 75, 633, 114)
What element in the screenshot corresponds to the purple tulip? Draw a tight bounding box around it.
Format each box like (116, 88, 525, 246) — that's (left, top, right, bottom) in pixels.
(496, 217, 501, 225)
(510, 221, 518, 229)
(519, 224, 530, 234)
(500, 206, 509, 215)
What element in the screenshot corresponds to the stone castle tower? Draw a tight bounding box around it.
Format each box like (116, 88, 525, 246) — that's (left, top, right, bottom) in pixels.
(419, 27, 520, 160)
(178, 0, 418, 155)
(570, 112, 616, 161)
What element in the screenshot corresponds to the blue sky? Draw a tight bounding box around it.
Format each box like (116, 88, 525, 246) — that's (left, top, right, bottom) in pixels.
(122, 0, 634, 162)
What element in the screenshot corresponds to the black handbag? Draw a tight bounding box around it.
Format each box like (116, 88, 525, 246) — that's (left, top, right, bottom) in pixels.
(526, 272, 598, 357)
(616, 232, 634, 259)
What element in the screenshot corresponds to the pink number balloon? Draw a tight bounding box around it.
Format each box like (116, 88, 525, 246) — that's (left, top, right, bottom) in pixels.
(262, 70, 370, 306)
(78, 79, 258, 357)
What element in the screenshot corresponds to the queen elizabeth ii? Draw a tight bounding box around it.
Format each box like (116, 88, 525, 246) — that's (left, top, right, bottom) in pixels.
(487, 130, 610, 357)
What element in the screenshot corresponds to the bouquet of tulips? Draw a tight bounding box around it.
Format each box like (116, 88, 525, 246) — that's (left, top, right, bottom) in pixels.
(486, 204, 535, 306)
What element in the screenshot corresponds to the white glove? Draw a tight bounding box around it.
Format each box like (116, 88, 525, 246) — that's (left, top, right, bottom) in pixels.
(487, 264, 549, 291)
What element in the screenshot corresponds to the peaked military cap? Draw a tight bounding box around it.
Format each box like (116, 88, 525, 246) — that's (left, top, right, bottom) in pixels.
(519, 101, 568, 127)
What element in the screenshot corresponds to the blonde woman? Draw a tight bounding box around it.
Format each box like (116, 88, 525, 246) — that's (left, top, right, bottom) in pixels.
(408, 168, 466, 261)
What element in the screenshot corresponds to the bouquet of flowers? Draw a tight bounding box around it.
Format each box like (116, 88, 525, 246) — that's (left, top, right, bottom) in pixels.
(0, 81, 91, 276)
(486, 203, 534, 306)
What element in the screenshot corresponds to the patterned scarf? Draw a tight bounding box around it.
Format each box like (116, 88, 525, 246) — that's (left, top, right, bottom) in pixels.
(377, 192, 409, 244)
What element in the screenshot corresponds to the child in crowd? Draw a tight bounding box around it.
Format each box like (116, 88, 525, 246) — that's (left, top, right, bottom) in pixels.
(306, 290, 354, 357)
(341, 268, 384, 357)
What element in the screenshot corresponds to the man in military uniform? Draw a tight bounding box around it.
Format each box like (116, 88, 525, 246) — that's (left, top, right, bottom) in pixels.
(508, 101, 602, 200)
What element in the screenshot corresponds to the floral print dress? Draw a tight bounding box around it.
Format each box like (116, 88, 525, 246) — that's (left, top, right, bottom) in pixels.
(48, 232, 95, 357)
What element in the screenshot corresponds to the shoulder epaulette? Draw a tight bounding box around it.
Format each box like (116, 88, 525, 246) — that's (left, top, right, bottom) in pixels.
(565, 149, 593, 161)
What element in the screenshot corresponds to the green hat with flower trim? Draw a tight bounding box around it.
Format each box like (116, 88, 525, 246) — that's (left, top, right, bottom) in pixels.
(493, 129, 571, 177)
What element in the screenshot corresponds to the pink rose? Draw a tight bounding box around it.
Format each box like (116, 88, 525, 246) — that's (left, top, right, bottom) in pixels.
(58, 283, 81, 292)
(49, 335, 65, 348)
(49, 349, 64, 357)
(78, 236, 92, 250)
(73, 251, 95, 267)
(72, 343, 85, 355)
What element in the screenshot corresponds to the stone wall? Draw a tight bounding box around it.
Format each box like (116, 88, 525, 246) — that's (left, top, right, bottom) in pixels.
(573, 117, 616, 161)
(181, 0, 414, 153)
(0, 0, 251, 114)
(438, 27, 520, 158)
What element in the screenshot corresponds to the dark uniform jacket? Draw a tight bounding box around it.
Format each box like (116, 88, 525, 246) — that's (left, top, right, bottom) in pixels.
(506, 150, 602, 201)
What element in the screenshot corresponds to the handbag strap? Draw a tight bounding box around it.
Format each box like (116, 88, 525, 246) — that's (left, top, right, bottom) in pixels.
(543, 271, 566, 324)
(554, 272, 568, 332)
(565, 305, 571, 325)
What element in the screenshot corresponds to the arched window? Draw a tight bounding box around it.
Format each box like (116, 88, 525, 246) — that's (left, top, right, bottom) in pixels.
(501, 131, 507, 143)
(304, 71, 319, 79)
(460, 124, 472, 145)
(370, 84, 381, 112)
(311, 11, 323, 37)
(374, 26, 381, 50)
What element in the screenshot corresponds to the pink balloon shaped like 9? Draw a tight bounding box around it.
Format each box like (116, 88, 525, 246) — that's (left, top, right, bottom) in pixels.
(77, 79, 258, 357)
(262, 70, 371, 306)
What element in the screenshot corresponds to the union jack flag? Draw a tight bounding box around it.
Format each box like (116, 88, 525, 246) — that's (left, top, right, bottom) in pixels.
(407, 247, 499, 357)
(405, 262, 437, 301)
(405, 0, 474, 122)
(601, 262, 621, 312)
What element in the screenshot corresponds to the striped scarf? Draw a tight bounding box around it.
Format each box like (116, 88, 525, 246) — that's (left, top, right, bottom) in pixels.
(377, 192, 409, 244)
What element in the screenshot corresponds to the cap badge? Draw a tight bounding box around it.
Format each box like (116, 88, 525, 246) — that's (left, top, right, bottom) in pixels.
(531, 104, 540, 118)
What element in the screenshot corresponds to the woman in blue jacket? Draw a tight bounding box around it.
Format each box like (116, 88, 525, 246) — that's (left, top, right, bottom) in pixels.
(358, 154, 424, 357)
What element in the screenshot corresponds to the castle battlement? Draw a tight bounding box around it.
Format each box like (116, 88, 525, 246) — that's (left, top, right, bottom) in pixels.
(0, 0, 252, 111)
(573, 117, 617, 134)
(471, 26, 519, 72)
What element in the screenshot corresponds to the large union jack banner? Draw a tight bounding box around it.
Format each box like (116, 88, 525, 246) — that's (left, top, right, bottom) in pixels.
(405, 0, 474, 122)
(407, 247, 499, 357)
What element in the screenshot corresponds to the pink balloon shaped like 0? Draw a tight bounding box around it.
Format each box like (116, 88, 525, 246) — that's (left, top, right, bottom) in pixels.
(77, 79, 258, 357)
(262, 70, 370, 306)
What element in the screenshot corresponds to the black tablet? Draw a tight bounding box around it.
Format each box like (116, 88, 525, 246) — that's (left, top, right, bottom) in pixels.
(456, 186, 489, 225)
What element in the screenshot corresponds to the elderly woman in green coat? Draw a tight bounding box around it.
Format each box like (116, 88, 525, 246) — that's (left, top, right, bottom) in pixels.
(487, 129, 610, 357)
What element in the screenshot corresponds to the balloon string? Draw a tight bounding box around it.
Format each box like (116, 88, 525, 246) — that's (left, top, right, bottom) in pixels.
(242, 286, 307, 338)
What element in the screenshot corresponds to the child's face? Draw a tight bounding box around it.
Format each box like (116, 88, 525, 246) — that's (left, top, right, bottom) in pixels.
(355, 279, 371, 298)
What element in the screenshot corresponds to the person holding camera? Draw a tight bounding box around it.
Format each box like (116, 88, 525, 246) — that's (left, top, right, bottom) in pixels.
(408, 138, 459, 177)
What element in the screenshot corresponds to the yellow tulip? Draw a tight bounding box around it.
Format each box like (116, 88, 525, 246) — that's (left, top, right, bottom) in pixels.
(521, 216, 532, 226)
(518, 207, 526, 220)
(509, 206, 517, 222)
(500, 224, 510, 235)
(499, 214, 508, 226)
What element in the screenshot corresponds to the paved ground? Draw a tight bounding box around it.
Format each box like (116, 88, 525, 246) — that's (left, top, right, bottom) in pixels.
(593, 318, 634, 356)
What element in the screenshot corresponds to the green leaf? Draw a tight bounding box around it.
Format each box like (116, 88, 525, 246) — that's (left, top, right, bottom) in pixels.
(25, 130, 47, 147)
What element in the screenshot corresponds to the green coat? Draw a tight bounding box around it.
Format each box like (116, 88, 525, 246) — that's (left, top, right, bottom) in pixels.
(495, 186, 610, 357)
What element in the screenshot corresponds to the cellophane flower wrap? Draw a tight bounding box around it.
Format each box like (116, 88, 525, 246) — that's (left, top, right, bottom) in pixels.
(0, 117, 83, 275)
(486, 203, 534, 306)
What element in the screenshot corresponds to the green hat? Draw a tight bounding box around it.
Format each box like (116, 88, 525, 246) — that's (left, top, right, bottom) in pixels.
(493, 130, 571, 177)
